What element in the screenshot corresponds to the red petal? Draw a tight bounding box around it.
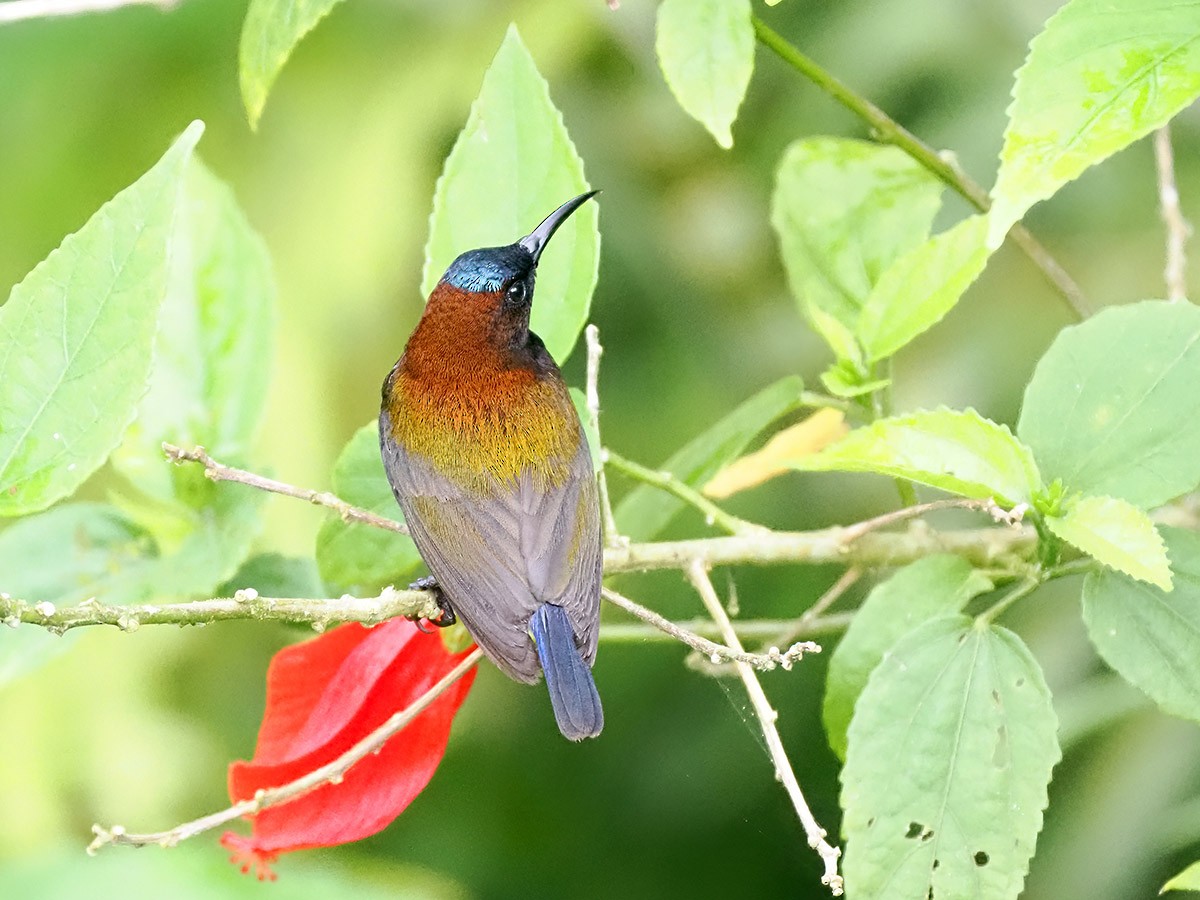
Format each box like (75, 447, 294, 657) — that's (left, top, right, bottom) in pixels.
(225, 620, 476, 861)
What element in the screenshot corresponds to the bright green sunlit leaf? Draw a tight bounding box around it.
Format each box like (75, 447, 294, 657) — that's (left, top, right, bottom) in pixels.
(858, 215, 991, 362)
(0, 122, 203, 517)
(1047, 495, 1172, 590)
(239, 0, 348, 129)
(421, 26, 599, 363)
(771, 137, 943, 348)
(790, 408, 1043, 506)
(655, 0, 754, 149)
(113, 161, 275, 504)
(989, 0, 1200, 246)
(1163, 859, 1200, 893)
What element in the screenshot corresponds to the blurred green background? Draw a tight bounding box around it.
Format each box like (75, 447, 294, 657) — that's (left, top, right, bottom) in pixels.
(3, 0, 1200, 897)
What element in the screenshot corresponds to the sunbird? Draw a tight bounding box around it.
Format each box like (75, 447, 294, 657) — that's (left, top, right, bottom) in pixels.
(379, 192, 604, 741)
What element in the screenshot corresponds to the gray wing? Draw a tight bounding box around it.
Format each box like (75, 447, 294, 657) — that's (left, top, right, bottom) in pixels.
(380, 410, 601, 683)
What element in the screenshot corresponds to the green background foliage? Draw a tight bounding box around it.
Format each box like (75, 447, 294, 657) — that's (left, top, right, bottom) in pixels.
(4, 1, 1200, 898)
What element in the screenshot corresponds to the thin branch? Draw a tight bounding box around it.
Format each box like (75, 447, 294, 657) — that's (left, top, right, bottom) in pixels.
(1154, 125, 1191, 302)
(837, 496, 1026, 543)
(604, 447, 769, 537)
(601, 613, 854, 642)
(686, 561, 843, 895)
(0, 582, 846, 657)
(0, 586, 440, 634)
(976, 576, 1041, 625)
(164, 443, 408, 535)
(599, 509, 1033, 572)
(0, 585, 854, 640)
(585, 325, 624, 547)
(88, 647, 483, 854)
(752, 15, 1090, 320)
(0, 523, 1037, 634)
(159, 446, 1036, 570)
(2, 452, 1043, 636)
(768, 567, 860, 650)
(0, 0, 175, 23)
(602, 587, 818, 671)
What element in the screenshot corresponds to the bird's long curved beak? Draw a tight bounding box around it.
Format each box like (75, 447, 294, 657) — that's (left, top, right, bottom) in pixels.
(518, 190, 599, 264)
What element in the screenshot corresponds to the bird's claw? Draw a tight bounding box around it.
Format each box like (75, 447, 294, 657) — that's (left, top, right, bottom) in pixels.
(408, 575, 457, 630)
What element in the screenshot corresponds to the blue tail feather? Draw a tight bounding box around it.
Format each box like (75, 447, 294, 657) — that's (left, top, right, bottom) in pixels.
(530, 604, 603, 741)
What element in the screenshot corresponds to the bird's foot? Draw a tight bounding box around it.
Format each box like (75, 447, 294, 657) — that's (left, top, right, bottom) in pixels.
(408, 575, 457, 631)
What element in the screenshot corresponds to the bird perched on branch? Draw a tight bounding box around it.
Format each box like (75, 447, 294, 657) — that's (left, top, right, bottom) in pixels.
(379, 192, 604, 741)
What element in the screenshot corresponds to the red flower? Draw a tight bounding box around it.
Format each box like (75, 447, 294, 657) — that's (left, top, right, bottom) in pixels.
(220, 619, 477, 878)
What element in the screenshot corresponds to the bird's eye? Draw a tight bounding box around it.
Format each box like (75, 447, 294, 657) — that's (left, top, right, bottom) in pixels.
(506, 282, 527, 304)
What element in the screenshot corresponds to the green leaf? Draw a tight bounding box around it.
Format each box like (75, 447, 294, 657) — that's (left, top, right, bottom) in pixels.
(113, 478, 265, 604)
(113, 161, 275, 503)
(808, 303, 865, 368)
(989, 0, 1200, 246)
(1047, 495, 1171, 590)
(219, 553, 323, 599)
(771, 137, 943, 340)
(316, 422, 423, 594)
(0, 122, 203, 517)
(819, 362, 889, 400)
(858, 215, 991, 362)
(0, 504, 150, 685)
(421, 26, 599, 363)
(1018, 300, 1200, 509)
(239, 0, 346, 129)
(0, 488, 260, 686)
(1163, 860, 1200, 893)
(655, 0, 754, 149)
(790, 408, 1043, 506)
(614, 376, 804, 541)
(823, 556, 993, 760)
(843, 617, 1060, 900)
(1082, 527, 1200, 723)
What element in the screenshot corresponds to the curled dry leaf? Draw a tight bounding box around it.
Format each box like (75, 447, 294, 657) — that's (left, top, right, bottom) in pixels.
(703, 408, 847, 499)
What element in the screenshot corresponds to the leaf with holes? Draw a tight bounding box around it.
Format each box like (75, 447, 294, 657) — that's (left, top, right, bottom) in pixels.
(1018, 300, 1200, 509)
(843, 617, 1060, 900)
(1082, 527, 1200, 723)
(823, 556, 994, 760)
(421, 26, 599, 363)
(790, 408, 1043, 506)
(989, 0, 1200, 245)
